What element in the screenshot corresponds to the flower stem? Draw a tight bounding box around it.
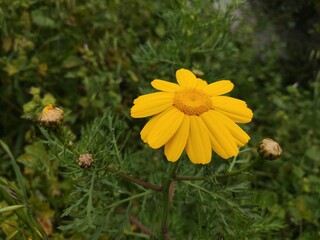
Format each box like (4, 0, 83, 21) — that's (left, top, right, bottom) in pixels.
(174, 156, 263, 181)
(161, 161, 180, 239)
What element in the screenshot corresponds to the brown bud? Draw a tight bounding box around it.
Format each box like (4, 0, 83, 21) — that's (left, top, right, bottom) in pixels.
(78, 153, 94, 168)
(258, 138, 282, 160)
(38, 104, 64, 127)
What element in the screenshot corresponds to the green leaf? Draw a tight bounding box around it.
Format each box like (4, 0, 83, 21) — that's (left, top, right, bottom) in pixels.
(289, 195, 317, 223)
(17, 142, 48, 169)
(62, 55, 83, 68)
(3, 64, 19, 76)
(254, 191, 278, 209)
(0, 205, 25, 214)
(31, 10, 55, 28)
(41, 93, 56, 106)
(225, 181, 250, 192)
(30, 87, 41, 96)
(306, 146, 320, 162)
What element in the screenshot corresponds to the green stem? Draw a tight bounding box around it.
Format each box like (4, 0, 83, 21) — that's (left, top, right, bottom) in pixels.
(228, 155, 237, 172)
(161, 161, 180, 239)
(111, 130, 123, 166)
(106, 190, 153, 209)
(86, 170, 96, 227)
(0, 140, 27, 202)
(313, 70, 319, 132)
(184, 181, 238, 209)
(174, 156, 262, 181)
(39, 127, 79, 156)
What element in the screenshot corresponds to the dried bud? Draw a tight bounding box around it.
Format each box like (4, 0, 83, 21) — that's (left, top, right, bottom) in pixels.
(258, 138, 282, 160)
(38, 104, 64, 127)
(192, 69, 204, 77)
(78, 153, 94, 168)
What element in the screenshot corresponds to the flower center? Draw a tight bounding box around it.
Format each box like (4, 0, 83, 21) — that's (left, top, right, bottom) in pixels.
(173, 89, 212, 115)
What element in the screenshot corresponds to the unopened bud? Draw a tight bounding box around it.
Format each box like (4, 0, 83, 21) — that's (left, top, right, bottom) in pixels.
(78, 153, 94, 168)
(192, 69, 204, 76)
(258, 138, 282, 160)
(38, 104, 64, 127)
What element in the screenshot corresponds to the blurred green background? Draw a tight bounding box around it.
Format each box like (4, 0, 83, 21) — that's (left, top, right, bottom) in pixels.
(0, 0, 319, 239)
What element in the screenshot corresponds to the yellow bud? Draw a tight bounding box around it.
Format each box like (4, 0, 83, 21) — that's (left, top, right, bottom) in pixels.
(38, 104, 64, 127)
(257, 138, 282, 160)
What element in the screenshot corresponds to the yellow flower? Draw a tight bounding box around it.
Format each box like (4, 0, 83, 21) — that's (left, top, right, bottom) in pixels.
(131, 69, 253, 164)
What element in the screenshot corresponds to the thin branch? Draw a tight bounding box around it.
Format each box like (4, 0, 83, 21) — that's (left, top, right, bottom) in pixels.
(128, 215, 157, 237)
(106, 167, 164, 191)
(116, 207, 157, 238)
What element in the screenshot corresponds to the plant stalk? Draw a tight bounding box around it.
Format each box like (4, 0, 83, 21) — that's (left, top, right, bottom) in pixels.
(106, 167, 164, 191)
(161, 161, 180, 239)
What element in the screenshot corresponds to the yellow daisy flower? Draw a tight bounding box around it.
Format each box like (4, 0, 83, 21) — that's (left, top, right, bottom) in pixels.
(131, 69, 253, 164)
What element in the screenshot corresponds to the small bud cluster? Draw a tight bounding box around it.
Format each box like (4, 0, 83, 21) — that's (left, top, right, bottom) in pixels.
(78, 153, 94, 168)
(258, 138, 282, 160)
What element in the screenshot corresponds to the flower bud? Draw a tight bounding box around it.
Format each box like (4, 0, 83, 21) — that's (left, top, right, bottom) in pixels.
(192, 69, 204, 76)
(38, 104, 64, 127)
(78, 153, 94, 168)
(258, 138, 282, 160)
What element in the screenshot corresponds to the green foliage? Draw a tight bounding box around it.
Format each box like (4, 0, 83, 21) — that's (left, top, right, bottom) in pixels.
(34, 111, 285, 239)
(0, 0, 319, 239)
(0, 140, 47, 239)
(134, 0, 243, 77)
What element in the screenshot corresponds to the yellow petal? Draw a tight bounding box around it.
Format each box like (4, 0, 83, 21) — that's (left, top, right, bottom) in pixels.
(176, 69, 198, 88)
(204, 80, 234, 96)
(195, 78, 208, 90)
(211, 96, 253, 123)
(164, 115, 190, 162)
(131, 92, 174, 118)
(151, 79, 181, 92)
(211, 96, 247, 107)
(201, 111, 239, 159)
(211, 110, 250, 146)
(142, 107, 184, 149)
(185, 116, 212, 164)
(141, 115, 158, 142)
(216, 109, 253, 123)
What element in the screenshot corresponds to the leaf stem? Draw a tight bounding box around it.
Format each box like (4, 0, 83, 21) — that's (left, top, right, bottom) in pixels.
(106, 190, 153, 209)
